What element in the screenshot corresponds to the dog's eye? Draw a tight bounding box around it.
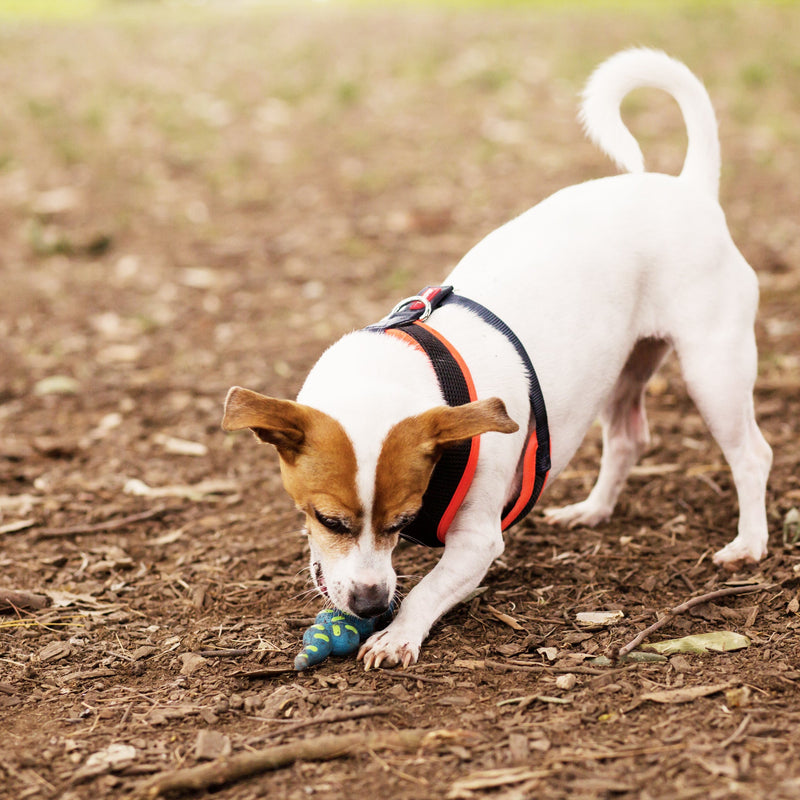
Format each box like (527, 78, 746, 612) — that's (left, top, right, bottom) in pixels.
(384, 513, 416, 535)
(313, 510, 352, 534)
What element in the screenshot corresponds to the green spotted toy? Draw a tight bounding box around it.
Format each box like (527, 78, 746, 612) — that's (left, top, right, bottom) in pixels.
(294, 606, 394, 670)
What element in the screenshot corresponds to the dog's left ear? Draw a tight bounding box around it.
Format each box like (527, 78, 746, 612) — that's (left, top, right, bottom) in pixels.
(378, 396, 519, 471)
(374, 398, 519, 522)
(415, 397, 519, 452)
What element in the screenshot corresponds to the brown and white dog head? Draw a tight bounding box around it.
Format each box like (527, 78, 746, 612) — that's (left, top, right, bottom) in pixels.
(222, 386, 518, 618)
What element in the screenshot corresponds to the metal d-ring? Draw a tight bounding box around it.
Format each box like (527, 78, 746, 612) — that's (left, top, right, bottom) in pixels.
(390, 295, 433, 322)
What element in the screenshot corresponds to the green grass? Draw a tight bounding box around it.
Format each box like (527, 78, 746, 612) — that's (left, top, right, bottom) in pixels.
(0, 0, 105, 20)
(0, 0, 793, 23)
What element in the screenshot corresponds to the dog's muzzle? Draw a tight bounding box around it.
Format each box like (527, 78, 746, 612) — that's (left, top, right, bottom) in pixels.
(348, 583, 391, 619)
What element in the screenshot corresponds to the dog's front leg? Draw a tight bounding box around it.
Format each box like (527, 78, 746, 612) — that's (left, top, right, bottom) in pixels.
(359, 522, 504, 669)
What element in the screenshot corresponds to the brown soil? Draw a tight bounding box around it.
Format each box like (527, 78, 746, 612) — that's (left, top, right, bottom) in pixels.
(1, 5, 799, 800)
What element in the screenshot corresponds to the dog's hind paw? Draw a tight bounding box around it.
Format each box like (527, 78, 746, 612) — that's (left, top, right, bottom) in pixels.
(543, 500, 612, 528)
(358, 627, 420, 670)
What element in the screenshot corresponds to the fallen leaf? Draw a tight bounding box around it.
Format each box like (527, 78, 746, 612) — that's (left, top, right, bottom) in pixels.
(641, 683, 733, 704)
(153, 433, 209, 457)
(74, 743, 137, 782)
(45, 590, 107, 609)
(621, 651, 668, 663)
(448, 766, 551, 798)
(33, 375, 80, 396)
(783, 507, 800, 546)
(123, 477, 237, 501)
(576, 610, 625, 627)
(642, 631, 751, 655)
(537, 646, 558, 662)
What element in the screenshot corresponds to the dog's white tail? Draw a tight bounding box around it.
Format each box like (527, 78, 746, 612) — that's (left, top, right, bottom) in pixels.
(580, 48, 720, 198)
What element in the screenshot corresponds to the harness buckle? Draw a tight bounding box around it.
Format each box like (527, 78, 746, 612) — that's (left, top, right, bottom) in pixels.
(389, 295, 433, 322)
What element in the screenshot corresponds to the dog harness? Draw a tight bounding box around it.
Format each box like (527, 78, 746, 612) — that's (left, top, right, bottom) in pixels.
(365, 286, 550, 548)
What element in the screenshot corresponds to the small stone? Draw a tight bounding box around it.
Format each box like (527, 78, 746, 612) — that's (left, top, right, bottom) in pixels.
(670, 655, 693, 674)
(725, 686, 751, 709)
(243, 694, 263, 713)
(194, 730, 231, 761)
(387, 683, 412, 701)
(179, 653, 207, 676)
(555, 673, 577, 690)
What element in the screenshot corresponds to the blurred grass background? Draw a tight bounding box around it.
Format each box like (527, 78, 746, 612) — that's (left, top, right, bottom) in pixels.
(0, 0, 797, 394)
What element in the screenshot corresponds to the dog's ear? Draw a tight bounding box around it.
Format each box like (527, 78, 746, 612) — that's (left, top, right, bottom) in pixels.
(374, 398, 519, 524)
(223, 386, 360, 512)
(414, 397, 519, 453)
(222, 386, 313, 461)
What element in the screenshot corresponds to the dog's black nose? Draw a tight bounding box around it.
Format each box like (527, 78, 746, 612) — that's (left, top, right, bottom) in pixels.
(348, 584, 390, 619)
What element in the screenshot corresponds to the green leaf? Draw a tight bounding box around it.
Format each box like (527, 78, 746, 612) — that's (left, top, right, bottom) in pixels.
(642, 631, 750, 655)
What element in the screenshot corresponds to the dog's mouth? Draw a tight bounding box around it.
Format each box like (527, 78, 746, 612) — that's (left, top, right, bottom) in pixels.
(312, 561, 329, 599)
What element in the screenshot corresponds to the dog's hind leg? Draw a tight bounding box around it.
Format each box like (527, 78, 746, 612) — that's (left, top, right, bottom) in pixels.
(545, 337, 671, 528)
(672, 316, 772, 567)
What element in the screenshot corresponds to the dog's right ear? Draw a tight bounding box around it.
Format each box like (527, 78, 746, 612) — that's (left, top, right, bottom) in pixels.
(222, 386, 310, 460)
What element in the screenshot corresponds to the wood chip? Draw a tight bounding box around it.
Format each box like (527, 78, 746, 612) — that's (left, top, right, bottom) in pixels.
(0, 519, 36, 535)
(179, 653, 208, 675)
(486, 604, 525, 630)
(448, 766, 551, 797)
(38, 640, 72, 662)
(640, 682, 733, 704)
(0, 589, 50, 611)
(195, 730, 231, 761)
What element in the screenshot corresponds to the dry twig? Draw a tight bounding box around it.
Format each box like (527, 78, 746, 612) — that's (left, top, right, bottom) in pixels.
(33, 506, 174, 539)
(252, 705, 392, 739)
(141, 728, 431, 798)
(377, 668, 454, 685)
(484, 659, 613, 676)
(0, 589, 50, 612)
(615, 583, 770, 660)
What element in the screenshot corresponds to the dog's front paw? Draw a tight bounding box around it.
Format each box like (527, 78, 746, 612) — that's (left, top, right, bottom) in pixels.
(543, 500, 612, 528)
(713, 537, 766, 571)
(358, 625, 420, 670)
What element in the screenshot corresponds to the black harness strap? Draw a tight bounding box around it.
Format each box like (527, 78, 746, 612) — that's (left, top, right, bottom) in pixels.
(442, 293, 551, 529)
(365, 285, 550, 546)
(385, 323, 474, 547)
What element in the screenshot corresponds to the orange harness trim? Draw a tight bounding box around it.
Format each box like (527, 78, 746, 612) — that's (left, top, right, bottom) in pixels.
(385, 323, 480, 544)
(368, 286, 551, 548)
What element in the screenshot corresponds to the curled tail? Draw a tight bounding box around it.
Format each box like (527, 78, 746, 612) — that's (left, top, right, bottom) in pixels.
(580, 48, 720, 198)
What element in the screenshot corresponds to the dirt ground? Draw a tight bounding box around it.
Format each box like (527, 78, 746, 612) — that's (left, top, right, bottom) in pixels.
(1, 4, 800, 799)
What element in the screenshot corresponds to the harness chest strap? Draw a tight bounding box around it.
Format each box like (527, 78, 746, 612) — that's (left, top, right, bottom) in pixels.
(365, 286, 551, 547)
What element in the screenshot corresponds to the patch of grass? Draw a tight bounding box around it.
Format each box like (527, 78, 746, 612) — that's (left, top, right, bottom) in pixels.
(740, 61, 772, 89)
(0, 0, 105, 20)
(336, 79, 362, 107)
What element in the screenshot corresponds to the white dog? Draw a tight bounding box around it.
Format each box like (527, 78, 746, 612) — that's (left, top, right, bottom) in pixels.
(223, 49, 772, 669)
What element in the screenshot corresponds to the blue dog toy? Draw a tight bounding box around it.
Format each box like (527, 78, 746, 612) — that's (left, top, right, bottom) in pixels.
(294, 606, 394, 670)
